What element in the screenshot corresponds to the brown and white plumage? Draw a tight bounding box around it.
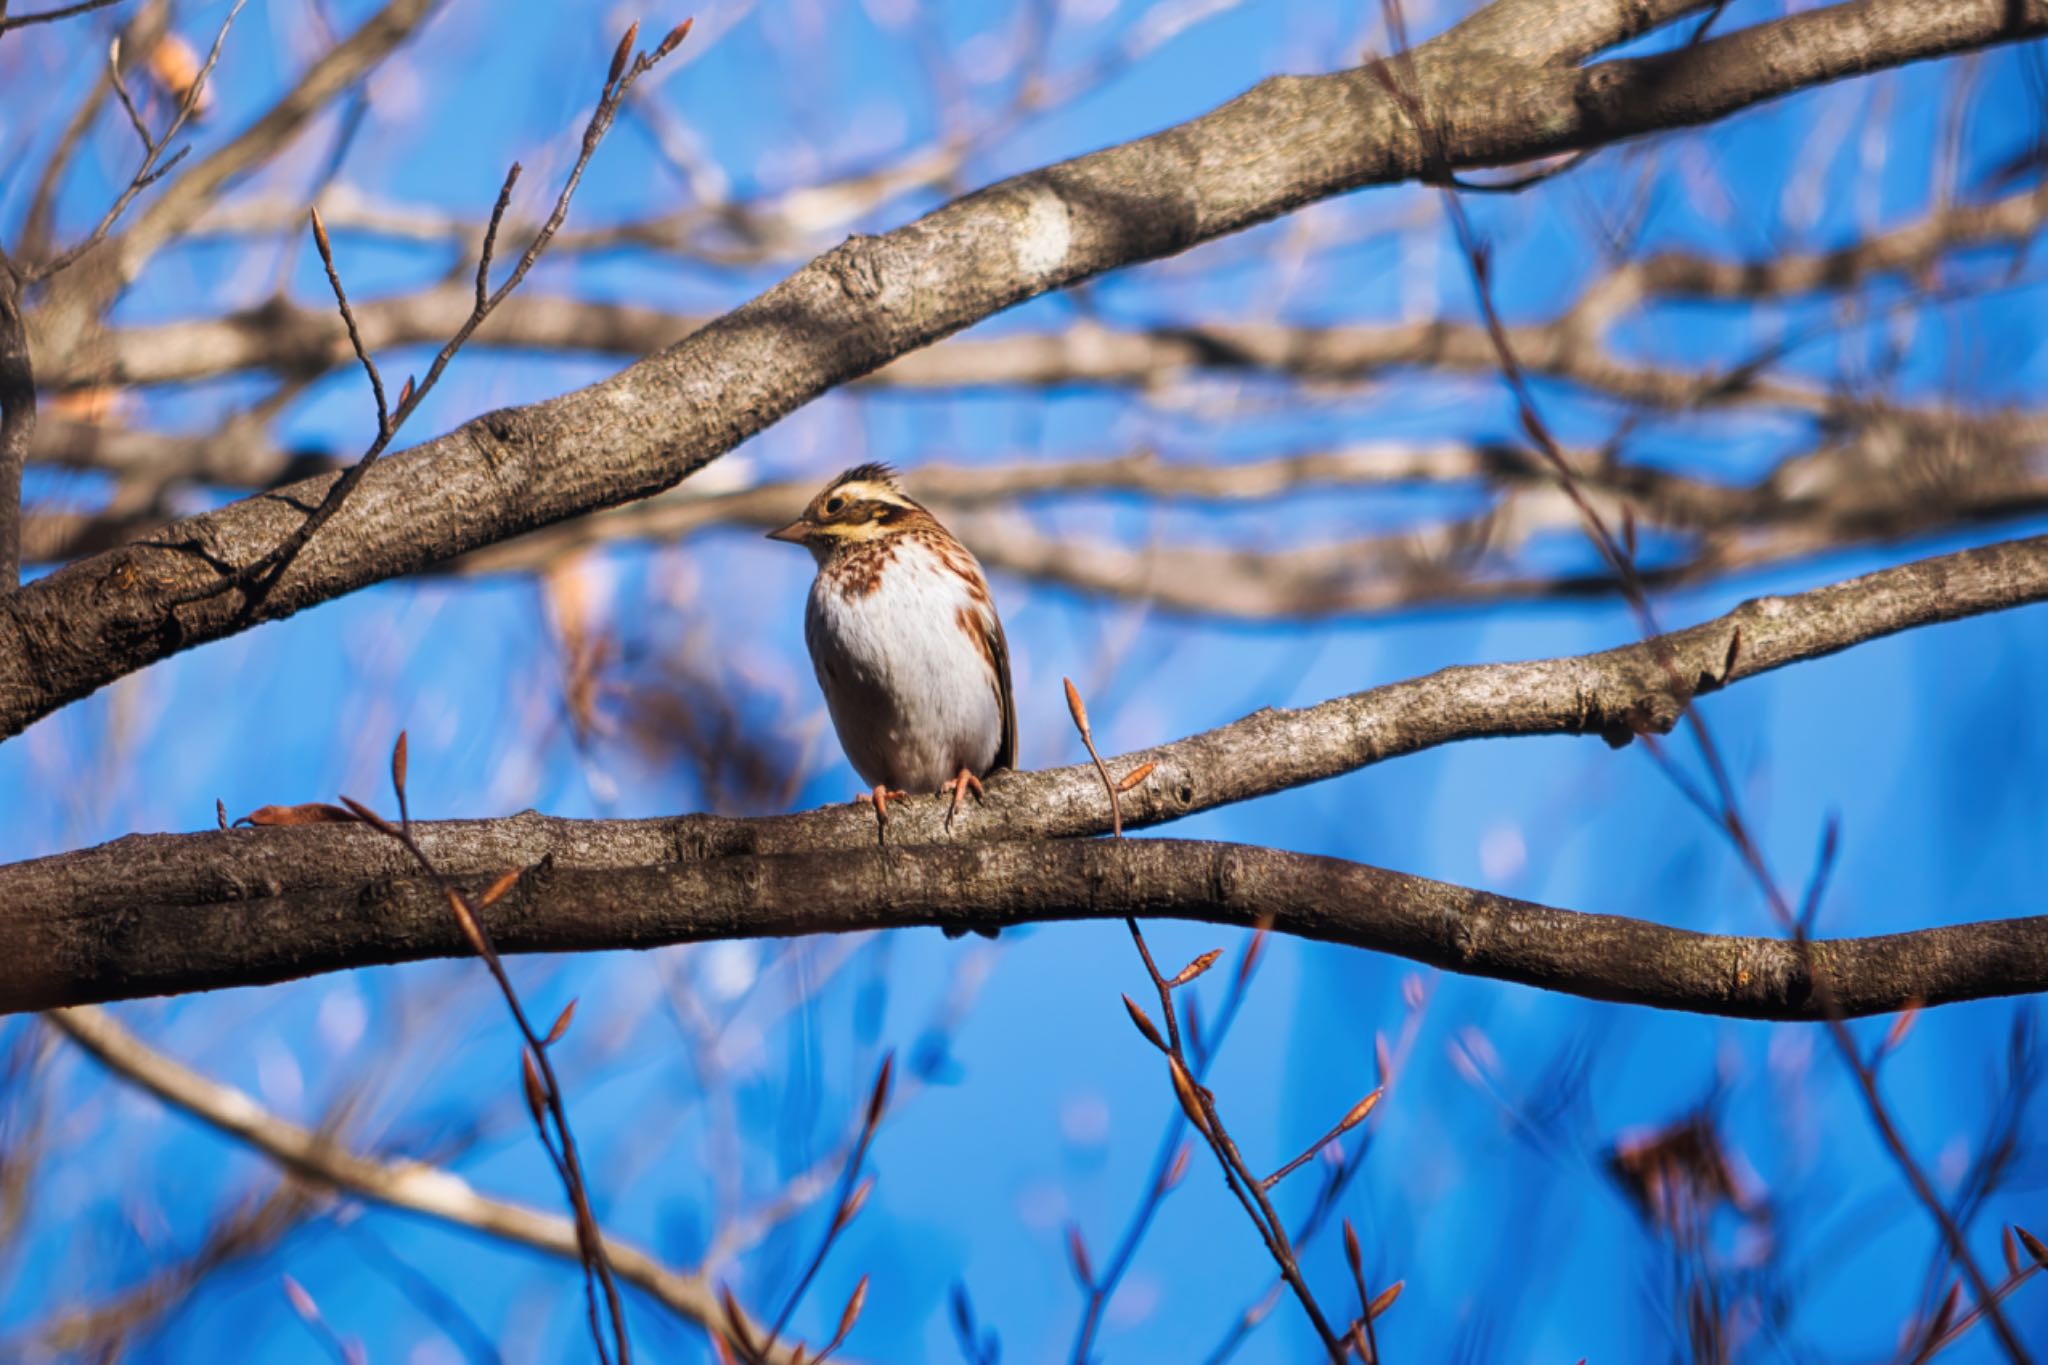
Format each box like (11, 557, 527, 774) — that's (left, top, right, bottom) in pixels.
(768, 463, 1016, 839)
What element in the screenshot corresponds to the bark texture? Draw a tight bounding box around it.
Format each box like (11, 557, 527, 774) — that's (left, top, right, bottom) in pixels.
(4, 0, 2041, 739)
(5, 535, 2043, 1015)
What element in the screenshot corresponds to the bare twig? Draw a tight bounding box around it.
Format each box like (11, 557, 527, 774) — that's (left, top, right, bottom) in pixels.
(43, 1002, 791, 1356)
(198, 16, 693, 616)
(344, 730, 635, 1364)
(27, 0, 247, 284)
(0, 0, 120, 35)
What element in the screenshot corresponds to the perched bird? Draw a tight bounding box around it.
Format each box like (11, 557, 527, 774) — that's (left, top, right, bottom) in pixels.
(768, 463, 1017, 843)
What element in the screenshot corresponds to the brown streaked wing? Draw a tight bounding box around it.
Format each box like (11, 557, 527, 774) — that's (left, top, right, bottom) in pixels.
(981, 603, 1017, 772)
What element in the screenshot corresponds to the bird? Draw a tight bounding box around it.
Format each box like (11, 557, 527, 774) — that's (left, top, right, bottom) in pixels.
(767, 462, 1017, 847)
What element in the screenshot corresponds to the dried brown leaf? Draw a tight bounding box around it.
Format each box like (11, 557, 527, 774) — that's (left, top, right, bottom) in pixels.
(235, 802, 358, 827)
(147, 32, 208, 111)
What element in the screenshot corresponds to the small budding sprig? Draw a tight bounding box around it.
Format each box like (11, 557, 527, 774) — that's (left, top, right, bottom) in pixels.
(1062, 677, 1154, 838)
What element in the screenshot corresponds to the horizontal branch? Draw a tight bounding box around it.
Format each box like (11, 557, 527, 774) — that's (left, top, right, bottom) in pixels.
(6, 0, 2039, 738)
(47, 1004, 792, 1358)
(5, 534, 2044, 1013)
(26, 287, 1975, 421)
(26, 839, 2048, 1020)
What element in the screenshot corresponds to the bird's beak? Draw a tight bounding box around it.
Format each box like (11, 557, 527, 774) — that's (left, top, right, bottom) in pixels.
(765, 519, 810, 544)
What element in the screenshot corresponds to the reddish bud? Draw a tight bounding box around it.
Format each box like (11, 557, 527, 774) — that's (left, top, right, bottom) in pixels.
(1116, 761, 1156, 793)
(1367, 1280, 1403, 1319)
(1063, 677, 1089, 737)
(1169, 949, 1223, 989)
(446, 887, 490, 959)
(1343, 1218, 1363, 1278)
(308, 207, 333, 261)
(718, 1284, 758, 1358)
(831, 1274, 868, 1348)
(544, 997, 578, 1046)
(608, 21, 639, 85)
(1168, 1057, 1208, 1134)
(834, 1176, 873, 1232)
(655, 16, 694, 57)
(865, 1053, 894, 1132)
(390, 730, 408, 797)
(478, 868, 523, 909)
(1122, 994, 1167, 1053)
(1161, 1142, 1191, 1191)
(1881, 1000, 1922, 1056)
(1235, 922, 1270, 989)
(1336, 1088, 1384, 1136)
(282, 1274, 317, 1320)
(2017, 1225, 2048, 1267)
(520, 1048, 547, 1122)
(1066, 1222, 1093, 1287)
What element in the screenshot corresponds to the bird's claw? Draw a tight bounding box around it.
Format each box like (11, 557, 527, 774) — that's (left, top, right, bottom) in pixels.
(940, 768, 987, 831)
(855, 785, 911, 847)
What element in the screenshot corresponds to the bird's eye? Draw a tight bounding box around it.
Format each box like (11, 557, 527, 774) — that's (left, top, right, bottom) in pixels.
(823, 497, 846, 516)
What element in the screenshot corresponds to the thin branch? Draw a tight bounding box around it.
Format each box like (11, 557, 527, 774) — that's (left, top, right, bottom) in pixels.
(202, 19, 693, 616)
(8, 0, 2044, 739)
(7, 531, 2048, 1009)
(44, 1003, 801, 1361)
(0, 0, 119, 35)
(27, 0, 248, 285)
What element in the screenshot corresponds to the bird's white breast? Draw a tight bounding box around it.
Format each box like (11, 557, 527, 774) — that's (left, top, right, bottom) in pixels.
(805, 539, 1003, 793)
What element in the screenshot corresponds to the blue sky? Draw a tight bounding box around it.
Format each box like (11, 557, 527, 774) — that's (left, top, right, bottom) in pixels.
(3, 0, 2047, 1360)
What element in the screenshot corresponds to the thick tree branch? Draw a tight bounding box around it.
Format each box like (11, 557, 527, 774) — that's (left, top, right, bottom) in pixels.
(20, 839, 2048, 1020)
(2, 0, 2038, 739)
(4, 534, 2044, 1013)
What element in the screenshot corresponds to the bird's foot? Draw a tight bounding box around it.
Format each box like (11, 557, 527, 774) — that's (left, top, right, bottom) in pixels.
(939, 768, 987, 831)
(855, 785, 911, 847)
